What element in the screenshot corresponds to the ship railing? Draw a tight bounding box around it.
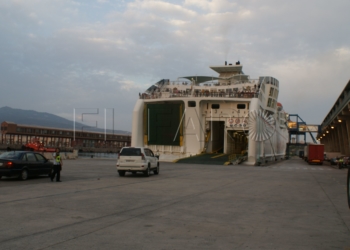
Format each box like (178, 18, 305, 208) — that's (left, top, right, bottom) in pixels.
(149, 81, 261, 93)
(167, 80, 192, 85)
(139, 92, 259, 99)
(152, 78, 261, 88)
(192, 92, 258, 98)
(139, 77, 263, 99)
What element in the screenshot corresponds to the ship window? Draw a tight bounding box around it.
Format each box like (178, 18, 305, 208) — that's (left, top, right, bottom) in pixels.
(211, 104, 220, 109)
(267, 98, 272, 107)
(269, 88, 274, 97)
(188, 101, 196, 107)
(237, 104, 246, 109)
(271, 99, 276, 108)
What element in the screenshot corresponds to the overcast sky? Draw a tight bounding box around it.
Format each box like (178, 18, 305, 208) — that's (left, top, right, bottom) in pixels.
(1, 0, 350, 131)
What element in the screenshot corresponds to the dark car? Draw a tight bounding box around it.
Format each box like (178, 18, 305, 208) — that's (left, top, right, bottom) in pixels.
(0, 151, 53, 180)
(347, 168, 350, 209)
(343, 157, 350, 168)
(330, 158, 338, 165)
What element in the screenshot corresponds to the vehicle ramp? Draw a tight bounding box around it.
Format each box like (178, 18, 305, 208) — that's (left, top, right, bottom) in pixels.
(175, 153, 229, 165)
(228, 154, 247, 165)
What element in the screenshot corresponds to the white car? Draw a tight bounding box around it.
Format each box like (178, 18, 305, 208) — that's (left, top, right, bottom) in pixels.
(116, 147, 159, 177)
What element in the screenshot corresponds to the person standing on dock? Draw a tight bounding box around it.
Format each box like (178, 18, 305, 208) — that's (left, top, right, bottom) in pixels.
(51, 148, 63, 182)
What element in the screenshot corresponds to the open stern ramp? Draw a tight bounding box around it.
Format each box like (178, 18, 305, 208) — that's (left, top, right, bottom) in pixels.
(175, 153, 229, 165)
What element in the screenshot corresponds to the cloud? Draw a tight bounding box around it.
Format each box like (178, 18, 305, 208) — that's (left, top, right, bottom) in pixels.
(1, 0, 350, 131)
(184, 0, 237, 12)
(120, 80, 139, 90)
(128, 0, 197, 17)
(265, 46, 350, 124)
(335, 47, 350, 61)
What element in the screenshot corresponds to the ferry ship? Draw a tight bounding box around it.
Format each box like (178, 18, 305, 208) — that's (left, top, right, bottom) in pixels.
(131, 61, 289, 165)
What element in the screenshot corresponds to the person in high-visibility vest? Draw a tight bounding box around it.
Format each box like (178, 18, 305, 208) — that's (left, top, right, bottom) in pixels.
(51, 148, 63, 182)
(338, 158, 343, 169)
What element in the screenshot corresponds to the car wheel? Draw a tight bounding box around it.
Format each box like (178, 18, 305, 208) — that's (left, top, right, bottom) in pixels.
(19, 169, 29, 181)
(348, 167, 350, 209)
(118, 170, 126, 177)
(153, 163, 159, 175)
(144, 165, 150, 177)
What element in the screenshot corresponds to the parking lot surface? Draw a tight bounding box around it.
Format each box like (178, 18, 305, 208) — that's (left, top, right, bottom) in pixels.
(0, 158, 349, 250)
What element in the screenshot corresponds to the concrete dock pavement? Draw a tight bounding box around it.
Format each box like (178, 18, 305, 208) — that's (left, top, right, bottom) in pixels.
(0, 158, 349, 249)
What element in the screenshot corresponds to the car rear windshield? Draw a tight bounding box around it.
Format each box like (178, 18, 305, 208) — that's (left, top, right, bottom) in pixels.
(0, 152, 22, 160)
(120, 148, 142, 156)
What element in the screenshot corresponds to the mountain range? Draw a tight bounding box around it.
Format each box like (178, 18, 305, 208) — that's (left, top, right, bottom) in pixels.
(0, 106, 130, 135)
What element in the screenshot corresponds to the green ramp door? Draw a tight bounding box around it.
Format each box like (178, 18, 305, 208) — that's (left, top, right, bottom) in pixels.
(144, 103, 183, 146)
